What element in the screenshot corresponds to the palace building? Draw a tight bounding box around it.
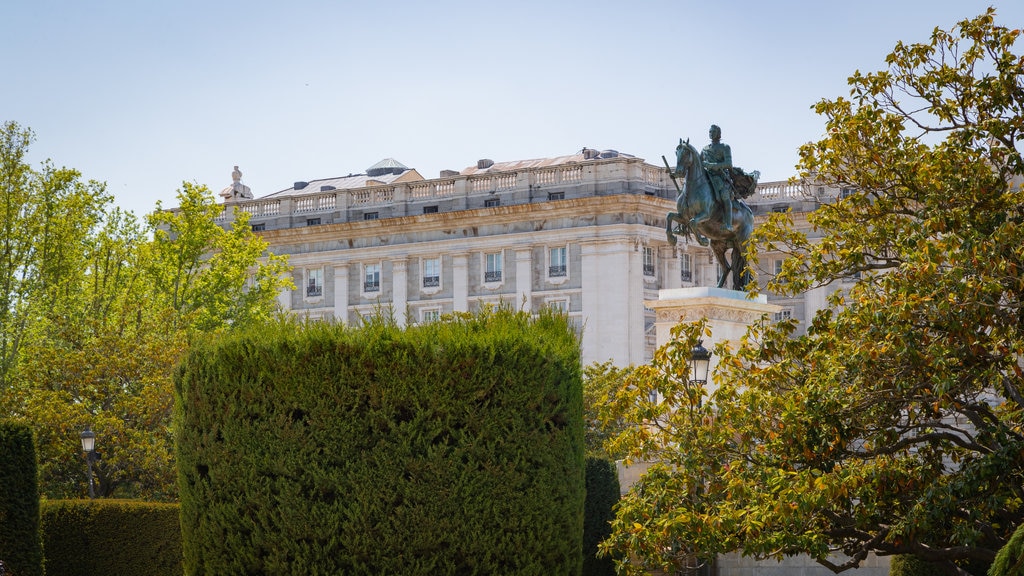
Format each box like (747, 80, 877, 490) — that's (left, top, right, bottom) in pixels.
(214, 149, 847, 366)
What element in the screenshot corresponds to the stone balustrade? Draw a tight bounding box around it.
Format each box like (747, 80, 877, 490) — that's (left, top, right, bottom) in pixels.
(202, 157, 830, 228)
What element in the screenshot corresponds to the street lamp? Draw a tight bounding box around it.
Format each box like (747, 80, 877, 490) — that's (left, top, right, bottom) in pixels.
(80, 426, 98, 499)
(689, 340, 712, 407)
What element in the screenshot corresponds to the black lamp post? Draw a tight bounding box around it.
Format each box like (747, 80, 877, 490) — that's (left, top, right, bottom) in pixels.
(689, 340, 712, 406)
(80, 426, 97, 499)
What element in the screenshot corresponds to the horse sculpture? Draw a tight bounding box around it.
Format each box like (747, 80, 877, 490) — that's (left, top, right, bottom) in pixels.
(666, 138, 755, 291)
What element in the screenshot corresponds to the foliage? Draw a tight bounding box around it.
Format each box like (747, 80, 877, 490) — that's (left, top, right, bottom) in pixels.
(891, 554, 943, 576)
(0, 420, 43, 576)
(176, 309, 584, 575)
(584, 457, 620, 576)
(0, 121, 109, 390)
(599, 10, 1024, 576)
(989, 523, 1024, 576)
(584, 361, 632, 460)
(146, 182, 291, 333)
(0, 122, 293, 500)
(40, 499, 183, 576)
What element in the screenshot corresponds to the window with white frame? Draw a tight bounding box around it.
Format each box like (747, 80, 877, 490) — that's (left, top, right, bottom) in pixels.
(306, 267, 323, 298)
(363, 263, 381, 293)
(774, 258, 784, 276)
(774, 308, 793, 322)
(548, 246, 567, 278)
(420, 307, 441, 323)
(642, 247, 656, 277)
(680, 253, 692, 282)
(484, 251, 502, 283)
(546, 298, 569, 313)
(422, 257, 441, 288)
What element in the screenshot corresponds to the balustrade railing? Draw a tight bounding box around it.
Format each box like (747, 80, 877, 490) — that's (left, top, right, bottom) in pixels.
(213, 160, 818, 226)
(752, 181, 807, 201)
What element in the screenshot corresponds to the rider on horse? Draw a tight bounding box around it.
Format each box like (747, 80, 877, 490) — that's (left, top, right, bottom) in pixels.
(701, 125, 733, 232)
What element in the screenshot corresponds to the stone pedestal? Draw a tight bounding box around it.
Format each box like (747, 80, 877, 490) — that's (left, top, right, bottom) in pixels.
(618, 288, 780, 495)
(645, 287, 781, 379)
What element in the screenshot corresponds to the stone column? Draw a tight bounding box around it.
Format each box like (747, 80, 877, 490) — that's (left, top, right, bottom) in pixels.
(277, 270, 294, 312)
(580, 239, 644, 366)
(392, 259, 408, 326)
(452, 253, 469, 312)
(662, 246, 682, 290)
(333, 264, 349, 324)
(515, 248, 533, 312)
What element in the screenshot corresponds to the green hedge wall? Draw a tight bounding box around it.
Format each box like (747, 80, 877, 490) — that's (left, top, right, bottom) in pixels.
(583, 457, 619, 576)
(176, 310, 584, 575)
(0, 420, 44, 576)
(40, 499, 182, 576)
(990, 523, 1024, 576)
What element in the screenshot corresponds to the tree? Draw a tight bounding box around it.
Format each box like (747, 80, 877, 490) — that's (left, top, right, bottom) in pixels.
(146, 182, 291, 334)
(583, 361, 632, 460)
(599, 10, 1024, 576)
(0, 121, 109, 391)
(1, 127, 294, 499)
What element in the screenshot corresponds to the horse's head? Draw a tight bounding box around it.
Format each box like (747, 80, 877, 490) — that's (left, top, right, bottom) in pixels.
(674, 137, 696, 174)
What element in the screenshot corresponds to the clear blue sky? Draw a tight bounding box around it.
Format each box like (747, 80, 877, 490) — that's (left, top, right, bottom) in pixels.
(5, 0, 1022, 216)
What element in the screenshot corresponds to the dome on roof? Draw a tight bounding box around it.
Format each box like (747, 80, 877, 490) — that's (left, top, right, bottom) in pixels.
(366, 158, 409, 177)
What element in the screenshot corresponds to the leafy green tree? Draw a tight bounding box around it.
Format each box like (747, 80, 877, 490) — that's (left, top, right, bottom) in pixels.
(583, 361, 632, 460)
(599, 10, 1024, 576)
(1, 127, 293, 499)
(0, 121, 109, 390)
(146, 182, 291, 333)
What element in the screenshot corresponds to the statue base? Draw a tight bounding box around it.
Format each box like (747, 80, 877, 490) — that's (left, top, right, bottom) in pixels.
(645, 287, 781, 351)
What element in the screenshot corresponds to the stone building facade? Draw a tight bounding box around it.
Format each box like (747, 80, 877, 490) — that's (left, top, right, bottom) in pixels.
(213, 149, 848, 367)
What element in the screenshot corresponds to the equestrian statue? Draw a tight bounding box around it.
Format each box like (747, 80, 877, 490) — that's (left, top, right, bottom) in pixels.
(665, 125, 759, 291)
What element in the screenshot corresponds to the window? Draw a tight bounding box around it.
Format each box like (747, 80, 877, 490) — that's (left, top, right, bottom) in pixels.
(364, 212, 379, 221)
(422, 257, 441, 288)
(549, 246, 567, 277)
(680, 253, 692, 282)
(306, 268, 323, 298)
(774, 308, 793, 322)
(642, 247, 655, 277)
(306, 218, 321, 226)
(840, 187, 855, 199)
(484, 198, 500, 208)
(484, 251, 503, 283)
(773, 258, 784, 275)
(423, 205, 439, 214)
(251, 223, 266, 232)
(547, 191, 564, 201)
(363, 263, 381, 292)
(546, 298, 568, 313)
(421, 308, 441, 323)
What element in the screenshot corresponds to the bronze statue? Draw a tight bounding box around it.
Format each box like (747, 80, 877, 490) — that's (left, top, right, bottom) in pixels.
(664, 128, 759, 291)
(701, 125, 733, 232)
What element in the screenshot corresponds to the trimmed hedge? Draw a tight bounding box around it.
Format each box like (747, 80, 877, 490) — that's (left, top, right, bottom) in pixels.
(583, 457, 619, 576)
(990, 523, 1024, 576)
(40, 499, 182, 576)
(176, 310, 584, 575)
(0, 420, 43, 576)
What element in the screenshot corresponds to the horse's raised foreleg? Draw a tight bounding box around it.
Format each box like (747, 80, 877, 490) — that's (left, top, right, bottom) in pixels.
(666, 212, 680, 246)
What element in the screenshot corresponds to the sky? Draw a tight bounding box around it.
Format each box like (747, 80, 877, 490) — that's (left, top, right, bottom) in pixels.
(4, 0, 1023, 216)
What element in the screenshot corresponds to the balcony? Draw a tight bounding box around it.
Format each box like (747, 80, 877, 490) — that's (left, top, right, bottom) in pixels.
(548, 265, 567, 277)
(422, 276, 440, 288)
(306, 285, 323, 297)
(484, 271, 502, 283)
(363, 281, 380, 292)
